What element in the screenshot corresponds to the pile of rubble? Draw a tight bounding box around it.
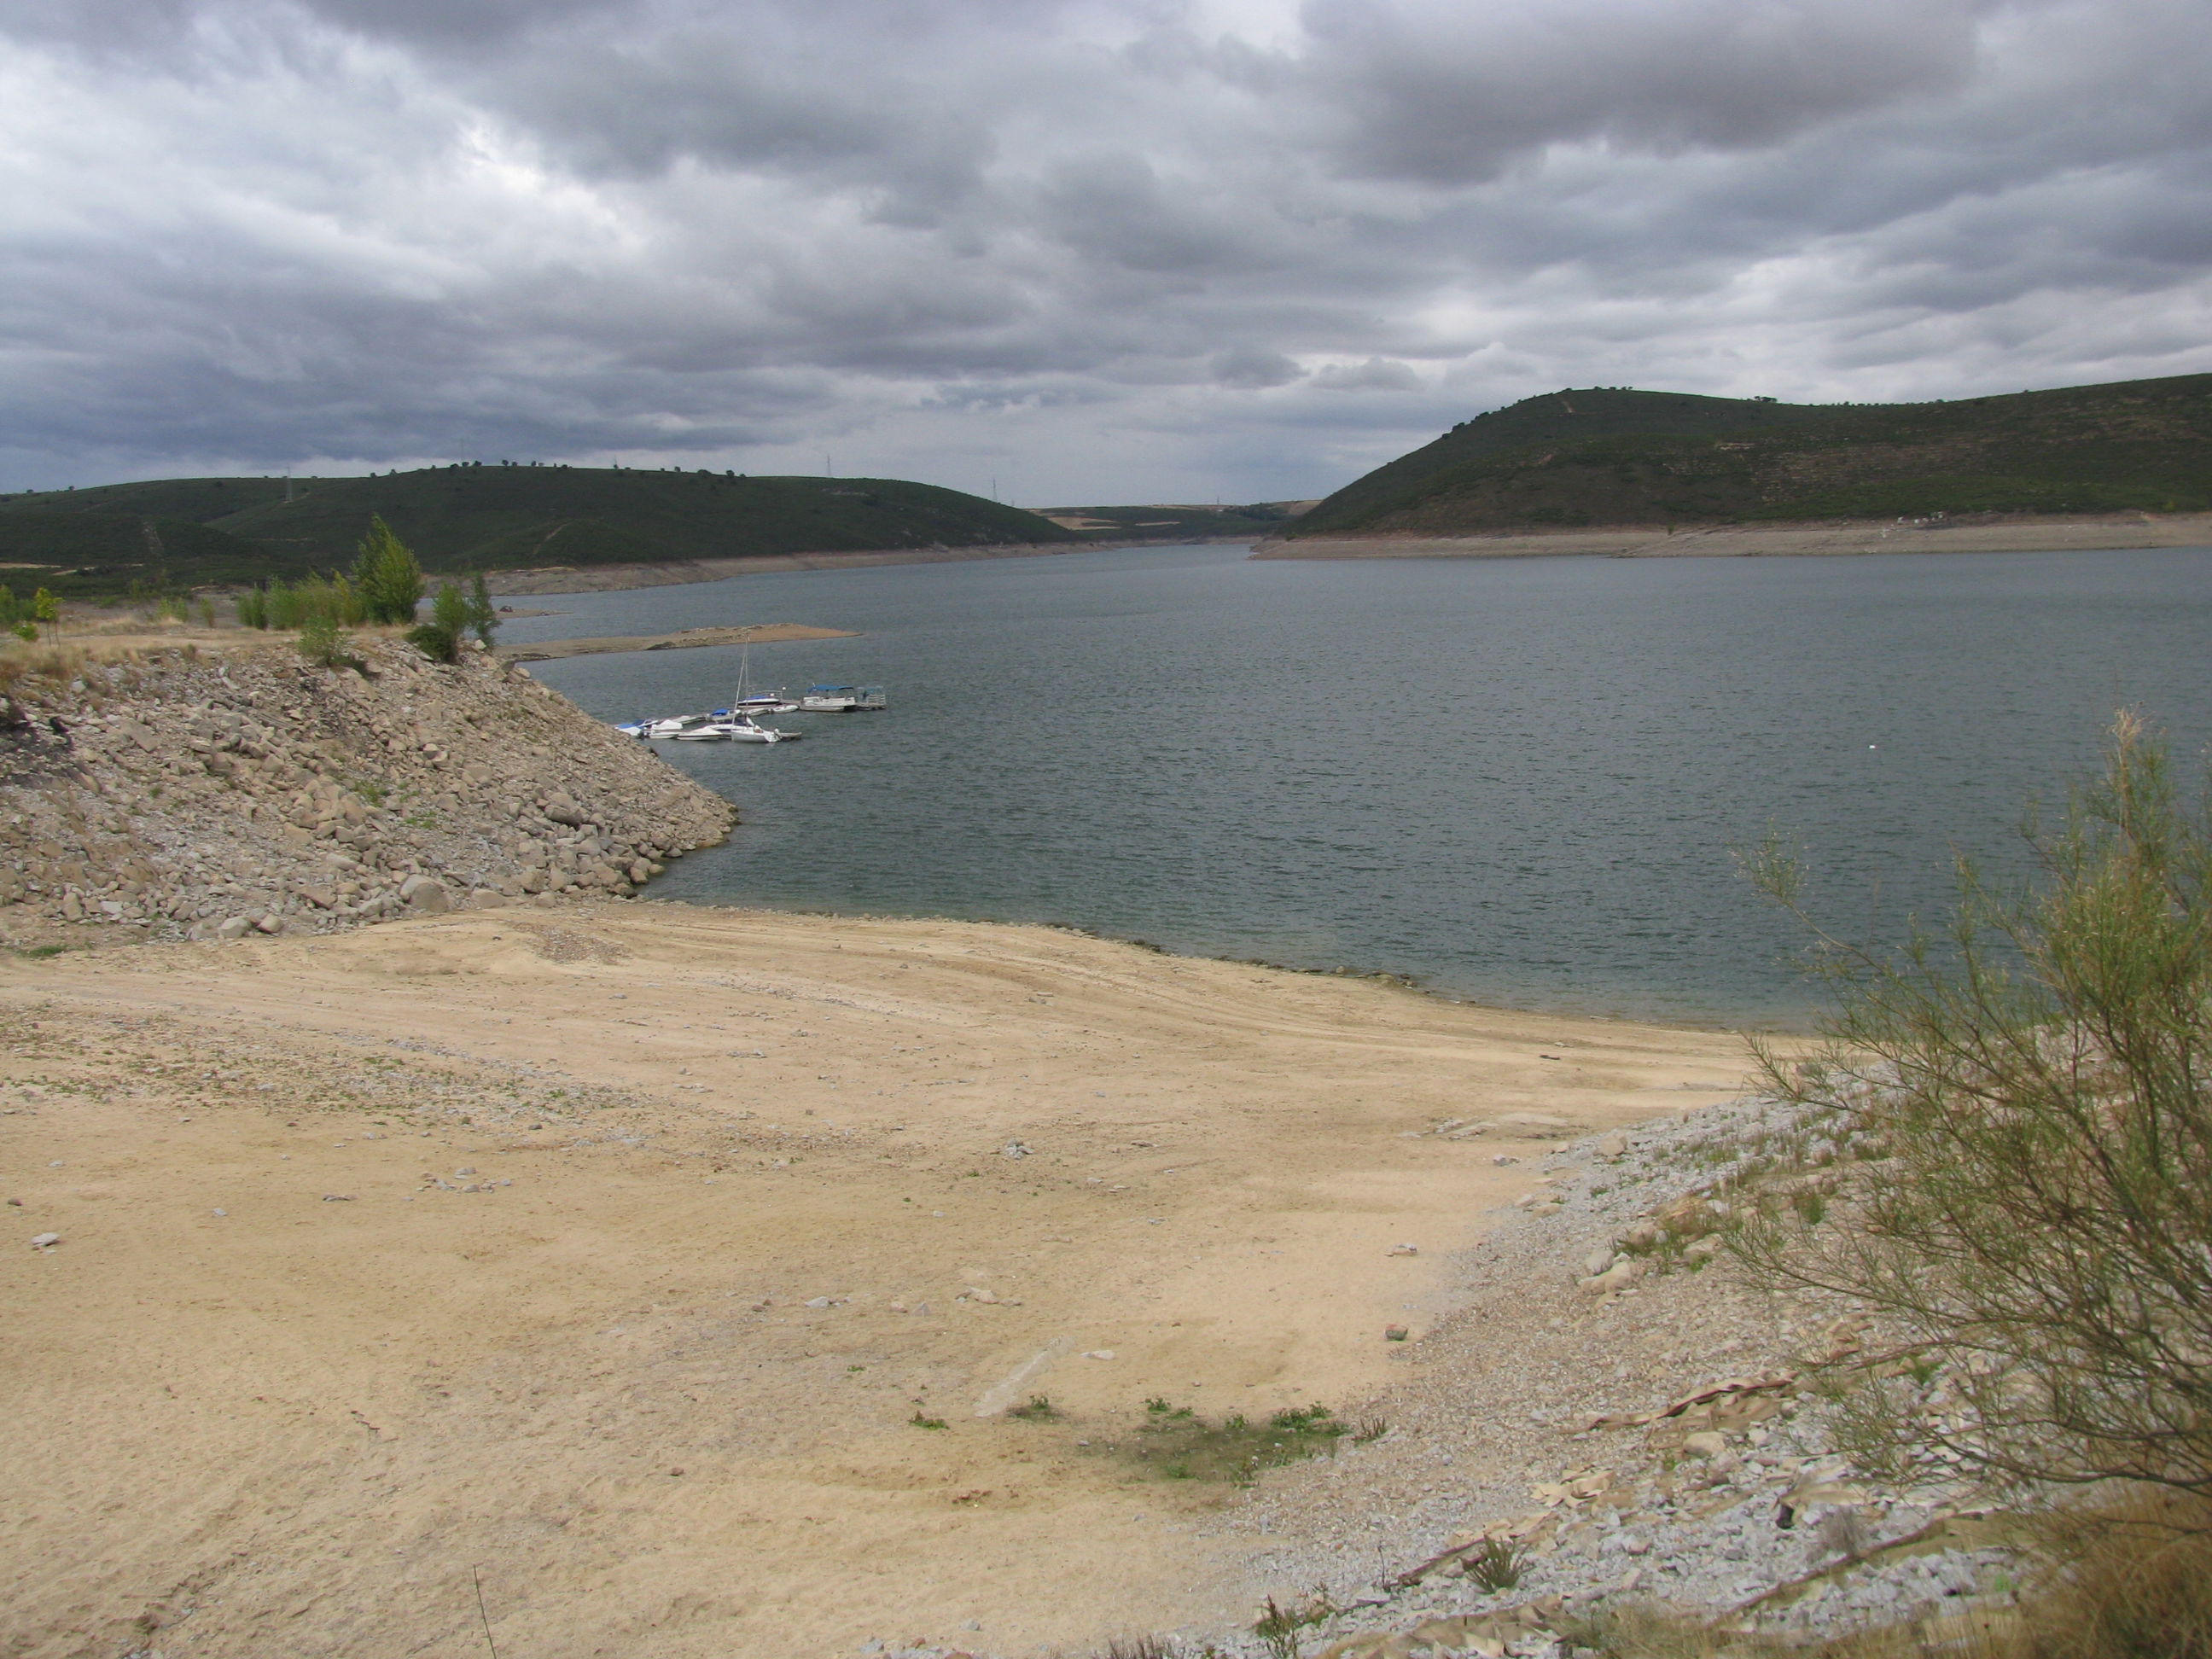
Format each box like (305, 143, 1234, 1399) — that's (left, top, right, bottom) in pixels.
(0, 635, 733, 943)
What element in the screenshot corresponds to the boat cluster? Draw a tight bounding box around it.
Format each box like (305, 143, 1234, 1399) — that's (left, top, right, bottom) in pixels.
(614, 684, 888, 745)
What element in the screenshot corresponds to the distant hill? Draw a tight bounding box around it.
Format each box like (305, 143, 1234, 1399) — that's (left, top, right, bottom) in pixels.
(1033, 501, 1309, 541)
(0, 466, 1080, 596)
(1280, 375, 2212, 538)
(0, 511, 273, 594)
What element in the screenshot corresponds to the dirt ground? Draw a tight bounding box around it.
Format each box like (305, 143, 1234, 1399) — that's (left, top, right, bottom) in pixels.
(0, 904, 1751, 1658)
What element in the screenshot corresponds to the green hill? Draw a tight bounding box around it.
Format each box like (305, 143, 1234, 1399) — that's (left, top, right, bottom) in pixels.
(0, 466, 1080, 595)
(1282, 375, 2212, 538)
(0, 511, 276, 596)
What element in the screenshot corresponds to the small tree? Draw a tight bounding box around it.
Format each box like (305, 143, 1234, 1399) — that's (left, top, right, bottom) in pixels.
(1739, 713, 2212, 1501)
(465, 570, 499, 647)
(30, 587, 59, 638)
(352, 516, 423, 625)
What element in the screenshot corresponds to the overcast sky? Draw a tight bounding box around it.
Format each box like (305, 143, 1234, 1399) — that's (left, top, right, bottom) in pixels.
(4, 0, 2209, 504)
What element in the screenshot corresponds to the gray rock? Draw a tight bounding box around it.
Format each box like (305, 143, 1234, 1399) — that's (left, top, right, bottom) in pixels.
(399, 874, 451, 913)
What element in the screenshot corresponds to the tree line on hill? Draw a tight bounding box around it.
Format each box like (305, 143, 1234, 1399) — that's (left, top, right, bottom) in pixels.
(1281, 372, 2212, 539)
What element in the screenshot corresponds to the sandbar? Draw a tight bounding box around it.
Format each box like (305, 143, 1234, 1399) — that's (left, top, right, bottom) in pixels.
(498, 621, 858, 662)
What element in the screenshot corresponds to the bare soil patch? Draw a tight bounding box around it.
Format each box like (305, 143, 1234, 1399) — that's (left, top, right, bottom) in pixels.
(0, 904, 1748, 1658)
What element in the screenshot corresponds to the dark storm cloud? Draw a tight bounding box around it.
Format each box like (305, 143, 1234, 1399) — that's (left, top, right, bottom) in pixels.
(3, 0, 2211, 501)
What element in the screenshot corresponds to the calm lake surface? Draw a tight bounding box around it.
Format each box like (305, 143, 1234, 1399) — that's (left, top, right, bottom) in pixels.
(512, 543, 2212, 1027)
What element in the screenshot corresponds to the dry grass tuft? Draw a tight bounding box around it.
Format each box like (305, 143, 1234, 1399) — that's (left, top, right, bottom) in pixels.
(2023, 1493, 2212, 1659)
(1561, 1494, 2212, 1659)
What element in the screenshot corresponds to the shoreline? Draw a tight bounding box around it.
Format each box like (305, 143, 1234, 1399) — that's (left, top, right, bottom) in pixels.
(480, 536, 1254, 597)
(1254, 510, 2212, 561)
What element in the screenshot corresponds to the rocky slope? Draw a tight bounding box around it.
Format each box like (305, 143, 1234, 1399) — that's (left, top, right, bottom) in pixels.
(0, 634, 732, 943)
(1201, 1100, 2026, 1659)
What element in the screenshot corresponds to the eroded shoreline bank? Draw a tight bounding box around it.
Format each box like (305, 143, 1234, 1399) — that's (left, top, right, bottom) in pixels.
(0, 634, 733, 947)
(1256, 510, 2212, 561)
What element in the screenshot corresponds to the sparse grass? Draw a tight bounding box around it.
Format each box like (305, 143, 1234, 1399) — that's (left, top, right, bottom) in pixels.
(908, 1409, 948, 1431)
(1099, 1638, 1177, 1659)
(15, 944, 66, 959)
(1464, 1535, 1528, 1592)
(1102, 1401, 1352, 1484)
(1007, 1394, 1061, 1421)
(1253, 1590, 1335, 1659)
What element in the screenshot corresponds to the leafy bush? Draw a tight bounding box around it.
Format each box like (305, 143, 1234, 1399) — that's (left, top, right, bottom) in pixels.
(351, 516, 422, 624)
(1740, 713, 2212, 1500)
(406, 621, 460, 664)
(296, 613, 362, 671)
(406, 580, 471, 663)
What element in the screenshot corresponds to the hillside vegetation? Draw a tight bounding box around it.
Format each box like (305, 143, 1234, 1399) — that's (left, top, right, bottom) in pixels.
(1283, 374, 2212, 538)
(0, 466, 1078, 595)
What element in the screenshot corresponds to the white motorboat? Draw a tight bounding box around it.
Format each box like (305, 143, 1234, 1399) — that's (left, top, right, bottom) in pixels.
(798, 684, 887, 713)
(671, 715, 801, 743)
(643, 713, 717, 738)
(613, 719, 651, 738)
(725, 717, 800, 743)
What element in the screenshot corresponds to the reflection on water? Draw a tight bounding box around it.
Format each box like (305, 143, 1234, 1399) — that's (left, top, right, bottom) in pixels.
(517, 542, 2212, 1027)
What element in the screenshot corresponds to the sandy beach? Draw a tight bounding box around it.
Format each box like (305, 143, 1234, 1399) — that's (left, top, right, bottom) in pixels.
(0, 903, 1750, 1658)
(1254, 512, 2212, 562)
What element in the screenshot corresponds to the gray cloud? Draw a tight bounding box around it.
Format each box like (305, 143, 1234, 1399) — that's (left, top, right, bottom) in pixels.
(1301, 0, 1991, 184)
(3, 0, 2211, 502)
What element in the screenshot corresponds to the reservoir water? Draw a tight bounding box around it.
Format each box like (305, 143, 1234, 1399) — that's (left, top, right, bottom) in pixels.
(511, 542, 2212, 1027)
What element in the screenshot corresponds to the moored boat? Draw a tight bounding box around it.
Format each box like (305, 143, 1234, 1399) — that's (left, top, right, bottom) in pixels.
(671, 714, 801, 743)
(797, 684, 887, 712)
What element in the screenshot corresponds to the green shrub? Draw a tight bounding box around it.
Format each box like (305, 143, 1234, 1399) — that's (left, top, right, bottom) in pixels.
(406, 581, 471, 663)
(352, 516, 422, 624)
(1741, 713, 2212, 1501)
(297, 613, 362, 671)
